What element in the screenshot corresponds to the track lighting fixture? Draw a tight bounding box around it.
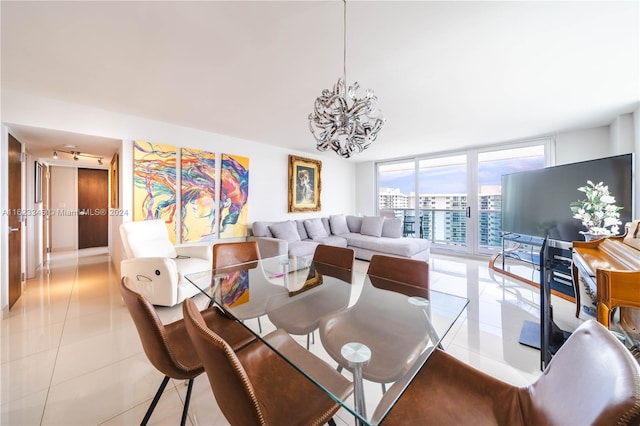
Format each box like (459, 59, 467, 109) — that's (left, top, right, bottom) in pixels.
(53, 149, 105, 165)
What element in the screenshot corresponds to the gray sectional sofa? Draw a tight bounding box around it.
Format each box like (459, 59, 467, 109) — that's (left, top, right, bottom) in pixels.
(248, 214, 430, 261)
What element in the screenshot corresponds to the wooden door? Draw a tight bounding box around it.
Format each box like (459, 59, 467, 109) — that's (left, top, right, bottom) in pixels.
(77, 168, 108, 249)
(8, 134, 22, 308)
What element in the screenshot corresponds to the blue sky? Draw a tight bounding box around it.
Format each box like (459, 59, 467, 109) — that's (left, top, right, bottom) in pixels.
(379, 156, 545, 194)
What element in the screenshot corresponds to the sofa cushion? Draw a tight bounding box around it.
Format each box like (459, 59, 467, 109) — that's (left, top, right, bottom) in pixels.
(268, 221, 301, 242)
(382, 217, 403, 238)
(361, 216, 385, 237)
(315, 235, 348, 248)
(330, 214, 350, 235)
(304, 218, 329, 239)
(346, 215, 363, 233)
(295, 220, 309, 240)
(345, 234, 430, 258)
(252, 221, 274, 238)
(288, 240, 320, 258)
(322, 217, 332, 235)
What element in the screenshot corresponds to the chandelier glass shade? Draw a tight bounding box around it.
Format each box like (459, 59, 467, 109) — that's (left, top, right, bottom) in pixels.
(308, 1, 384, 159)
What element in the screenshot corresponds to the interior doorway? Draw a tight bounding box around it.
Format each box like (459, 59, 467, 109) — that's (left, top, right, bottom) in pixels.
(78, 168, 109, 249)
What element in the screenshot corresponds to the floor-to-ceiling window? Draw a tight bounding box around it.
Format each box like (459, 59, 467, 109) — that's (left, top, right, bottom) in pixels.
(377, 139, 549, 255)
(378, 160, 416, 236)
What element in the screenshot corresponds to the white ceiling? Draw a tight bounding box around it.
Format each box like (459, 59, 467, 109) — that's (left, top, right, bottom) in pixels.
(2, 1, 639, 163)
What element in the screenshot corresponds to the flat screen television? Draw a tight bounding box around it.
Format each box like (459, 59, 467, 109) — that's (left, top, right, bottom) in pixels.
(501, 153, 634, 242)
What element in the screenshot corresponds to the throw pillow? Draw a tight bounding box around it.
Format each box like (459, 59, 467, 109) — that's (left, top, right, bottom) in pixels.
(329, 214, 350, 235)
(381, 217, 403, 238)
(360, 216, 385, 237)
(268, 221, 301, 242)
(304, 218, 329, 240)
(295, 220, 309, 240)
(346, 215, 363, 233)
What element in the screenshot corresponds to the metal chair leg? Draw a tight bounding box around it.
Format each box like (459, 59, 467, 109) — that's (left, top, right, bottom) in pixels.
(306, 331, 315, 349)
(180, 378, 194, 426)
(141, 375, 170, 425)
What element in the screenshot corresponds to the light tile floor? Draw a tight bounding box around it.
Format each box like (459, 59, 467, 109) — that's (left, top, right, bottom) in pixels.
(1, 249, 584, 425)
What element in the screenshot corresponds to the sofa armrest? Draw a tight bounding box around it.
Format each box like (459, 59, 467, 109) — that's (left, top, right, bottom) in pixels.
(175, 243, 213, 262)
(120, 257, 179, 306)
(247, 236, 288, 258)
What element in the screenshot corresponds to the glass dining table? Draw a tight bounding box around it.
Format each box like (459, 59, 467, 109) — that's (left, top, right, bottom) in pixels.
(185, 255, 468, 425)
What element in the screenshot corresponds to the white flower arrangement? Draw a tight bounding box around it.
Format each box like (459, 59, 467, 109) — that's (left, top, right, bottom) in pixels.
(569, 180, 623, 237)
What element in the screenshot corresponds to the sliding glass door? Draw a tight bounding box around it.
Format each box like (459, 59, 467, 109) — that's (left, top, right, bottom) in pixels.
(418, 154, 468, 251)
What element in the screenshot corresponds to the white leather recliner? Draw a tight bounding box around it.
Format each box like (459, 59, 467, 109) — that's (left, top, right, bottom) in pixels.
(120, 219, 212, 307)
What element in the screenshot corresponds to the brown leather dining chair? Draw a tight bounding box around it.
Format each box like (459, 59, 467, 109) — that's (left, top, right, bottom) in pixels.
(212, 241, 260, 269)
(372, 320, 640, 426)
(268, 245, 355, 349)
(319, 255, 431, 393)
(313, 244, 356, 284)
(182, 298, 353, 426)
(366, 254, 429, 298)
(120, 278, 255, 426)
(212, 240, 290, 334)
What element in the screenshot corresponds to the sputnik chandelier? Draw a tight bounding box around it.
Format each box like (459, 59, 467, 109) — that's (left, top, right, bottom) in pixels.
(308, 0, 385, 159)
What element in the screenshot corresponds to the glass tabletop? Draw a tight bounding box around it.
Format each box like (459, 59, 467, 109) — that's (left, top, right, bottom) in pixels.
(186, 255, 468, 425)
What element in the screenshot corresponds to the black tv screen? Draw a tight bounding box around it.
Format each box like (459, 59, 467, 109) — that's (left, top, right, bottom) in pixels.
(501, 154, 634, 242)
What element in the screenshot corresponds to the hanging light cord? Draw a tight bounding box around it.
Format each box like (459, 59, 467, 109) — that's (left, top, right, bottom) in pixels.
(343, 0, 347, 88)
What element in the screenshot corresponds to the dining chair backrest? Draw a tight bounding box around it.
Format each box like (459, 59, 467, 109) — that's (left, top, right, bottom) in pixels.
(367, 255, 429, 299)
(313, 245, 355, 283)
(182, 298, 266, 425)
(313, 244, 355, 270)
(120, 278, 201, 380)
(213, 241, 260, 269)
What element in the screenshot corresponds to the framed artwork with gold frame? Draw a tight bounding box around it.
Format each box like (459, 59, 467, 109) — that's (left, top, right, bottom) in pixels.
(288, 155, 321, 212)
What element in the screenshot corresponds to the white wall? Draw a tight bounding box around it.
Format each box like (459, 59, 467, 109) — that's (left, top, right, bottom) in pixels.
(555, 125, 611, 165)
(24, 151, 43, 278)
(0, 90, 358, 311)
(610, 113, 635, 155)
(50, 166, 78, 252)
(355, 162, 376, 216)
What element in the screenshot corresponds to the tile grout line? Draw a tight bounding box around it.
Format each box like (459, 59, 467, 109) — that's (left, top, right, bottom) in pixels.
(39, 257, 80, 426)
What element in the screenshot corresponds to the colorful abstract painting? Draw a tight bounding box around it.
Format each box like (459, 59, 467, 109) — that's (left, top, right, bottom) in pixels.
(133, 141, 177, 242)
(181, 148, 216, 242)
(219, 153, 249, 238)
(220, 270, 250, 308)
